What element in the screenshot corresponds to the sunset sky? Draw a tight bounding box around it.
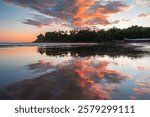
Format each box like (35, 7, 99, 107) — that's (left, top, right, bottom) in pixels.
(0, 0, 150, 42)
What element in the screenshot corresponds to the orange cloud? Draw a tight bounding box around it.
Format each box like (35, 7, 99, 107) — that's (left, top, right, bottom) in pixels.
(3, 0, 129, 29)
(71, 0, 126, 27)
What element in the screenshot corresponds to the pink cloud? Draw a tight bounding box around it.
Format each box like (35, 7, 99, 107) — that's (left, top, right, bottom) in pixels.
(3, 0, 129, 29)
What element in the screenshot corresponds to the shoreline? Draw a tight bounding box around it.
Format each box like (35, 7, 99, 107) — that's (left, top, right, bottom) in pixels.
(0, 42, 149, 49)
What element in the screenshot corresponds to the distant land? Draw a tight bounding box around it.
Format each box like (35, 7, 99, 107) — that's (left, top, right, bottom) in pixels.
(34, 26, 150, 43)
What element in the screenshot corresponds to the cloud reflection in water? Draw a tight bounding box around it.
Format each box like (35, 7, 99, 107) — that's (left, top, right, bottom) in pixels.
(0, 58, 130, 100)
(132, 80, 150, 99)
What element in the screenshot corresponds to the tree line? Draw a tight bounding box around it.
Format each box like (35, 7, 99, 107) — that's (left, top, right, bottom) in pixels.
(34, 25, 150, 43)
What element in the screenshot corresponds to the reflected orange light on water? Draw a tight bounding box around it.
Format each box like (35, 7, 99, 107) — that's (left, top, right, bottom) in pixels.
(0, 46, 37, 56)
(73, 59, 130, 80)
(133, 88, 150, 95)
(0, 57, 131, 99)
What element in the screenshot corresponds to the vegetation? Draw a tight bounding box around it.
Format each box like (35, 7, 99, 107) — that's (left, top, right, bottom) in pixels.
(34, 26, 150, 43)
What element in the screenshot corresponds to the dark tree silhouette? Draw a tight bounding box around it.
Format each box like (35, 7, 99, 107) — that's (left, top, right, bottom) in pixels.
(34, 26, 150, 43)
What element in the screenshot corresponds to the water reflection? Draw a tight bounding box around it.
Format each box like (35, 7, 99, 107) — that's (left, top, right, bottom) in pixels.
(0, 58, 130, 100)
(0, 43, 150, 100)
(132, 80, 150, 99)
(37, 44, 150, 58)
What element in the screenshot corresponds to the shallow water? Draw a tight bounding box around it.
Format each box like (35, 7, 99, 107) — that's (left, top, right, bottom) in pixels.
(0, 43, 150, 100)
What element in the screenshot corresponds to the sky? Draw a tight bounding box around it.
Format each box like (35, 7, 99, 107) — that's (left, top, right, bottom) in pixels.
(0, 0, 150, 42)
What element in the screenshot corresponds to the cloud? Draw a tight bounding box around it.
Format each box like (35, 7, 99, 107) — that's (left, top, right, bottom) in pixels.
(23, 15, 54, 28)
(122, 19, 130, 22)
(111, 20, 120, 24)
(3, 0, 129, 29)
(136, 0, 150, 7)
(138, 13, 150, 18)
(22, 14, 64, 28)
